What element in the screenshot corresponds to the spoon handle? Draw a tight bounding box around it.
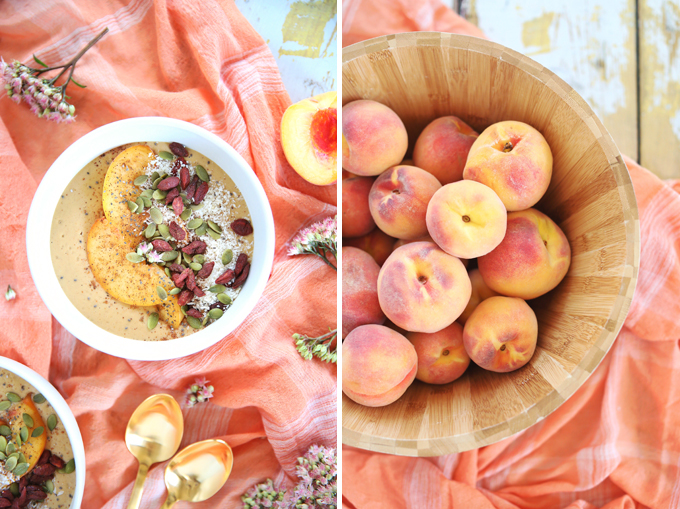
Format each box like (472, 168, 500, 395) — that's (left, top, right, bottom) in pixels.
(127, 462, 150, 509)
(159, 495, 177, 509)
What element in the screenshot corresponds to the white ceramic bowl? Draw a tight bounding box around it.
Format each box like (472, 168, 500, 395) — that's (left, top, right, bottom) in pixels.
(26, 117, 275, 361)
(0, 357, 85, 507)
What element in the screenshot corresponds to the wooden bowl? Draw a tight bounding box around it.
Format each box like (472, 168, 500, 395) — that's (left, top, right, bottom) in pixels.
(342, 33, 639, 457)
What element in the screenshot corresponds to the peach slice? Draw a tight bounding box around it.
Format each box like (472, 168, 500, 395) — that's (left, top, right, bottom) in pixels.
(281, 91, 337, 186)
(407, 322, 470, 384)
(3, 394, 47, 474)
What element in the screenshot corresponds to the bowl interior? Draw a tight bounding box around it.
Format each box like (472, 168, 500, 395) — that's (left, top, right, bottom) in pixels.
(342, 33, 639, 456)
(27, 117, 275, 361)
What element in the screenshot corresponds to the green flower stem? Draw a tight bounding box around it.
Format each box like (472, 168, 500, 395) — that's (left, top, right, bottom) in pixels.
(40, 27, 109, 88)
(294, 329, 337, 363)
(311, 248, 337, 270)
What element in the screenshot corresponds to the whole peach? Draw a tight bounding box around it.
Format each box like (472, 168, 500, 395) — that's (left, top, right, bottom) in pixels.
(458, 269, 499, 324)
(342, 176, 375, 238)
(413, 116, 478, 184)
(342, 324, 417, 407)
(463, 121, 552, 211)
(407, 322, 470, 384)
(378, 242, 471, 333)
(463, 296, 537, 372)
(342, 247, 385, 337)
(369, 165, 441, 240)
(344, 229, 397, 266)
(342, 100, 408, 176)
(478, 208, 570, 299)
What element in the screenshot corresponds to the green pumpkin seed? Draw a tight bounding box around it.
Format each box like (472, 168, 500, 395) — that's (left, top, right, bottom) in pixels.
(18, 453, 26, 465)
(141, 188, 154, 198)
(161, 251, 178, 262)
(19, 427, 28, 443)
(144, 223, 157, 239)
(180, 305, 188, 316)
(31, 427, 44, 438)
(5, 456, 17, 472)
(186, 316, 203, 329)
(156, 286, 168, 300)
(164, 268, 172, 278)
(126, 253, 145, 263)
(191, 254, 204, 264)
(207, 229, 221, 240)
(207, 220, 222, 233)
(61, 458, 76, 474)
(150, 171, 160, 182)
(127, 200, 138, 213)
(190, 203, 204, 212)
(0, 453, 6, 461)
(158, 151, 174, 160)
(183, 252, 192, 264)
(142, 196, 152, 208)
(195, 165, 210, 182)
(47, 414, 57, 431)
(222, 249, 233, 265)
(5, 442, 15, 454)
(9, 483, 18, 497)
(0, 436, 7, 452)
(6, 393, 20, 403)
(0, 401, 11, 411)
(187, 218, 203, 230)
(152, 189, 167, 200)
(169, 287, 182, 295)
(180, 209, 192, 221)
(152, 177, 163, 189)
(45, 480, 54, 494)
(150, 207, 163, 224)
(202, 315, 209, 325)
(15, 435, 20, 448)
(208, 308, 223, 320)
(13, 463, 28, 476)
(198, 223, 210, 236)
(218, 293, 232, 305)
(209, 285, 226, 293)
(182, 196, 191, 206)
(22, 413, 33, 428)
(189, 263, 202, 271)
(147, 312, 159, 330)
(135, 196, 145, 212)
(134, 175, 148, 186)
(7, 453, 19, 461)
(0, 426, 9, 437)
(158, 224, 170, 239)
(34, 394, 47, 405)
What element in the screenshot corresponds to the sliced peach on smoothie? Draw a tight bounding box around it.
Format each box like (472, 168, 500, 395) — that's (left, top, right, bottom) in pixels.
(281, 91, 338, 186)
(2, 395, 47, 473)
(407, 322, 470, 384)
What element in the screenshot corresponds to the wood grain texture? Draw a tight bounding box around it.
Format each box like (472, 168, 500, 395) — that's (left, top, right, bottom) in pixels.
(342, 33, 639, 456)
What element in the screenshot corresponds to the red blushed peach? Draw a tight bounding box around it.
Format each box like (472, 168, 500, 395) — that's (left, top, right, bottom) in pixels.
(426, 180, 506, 259)
(407, 322, 470, 384)
(463, 121, 552, 211)
(344, 229, 397, 266)
(369, 165, 442, 240)
(463, 296, 537, 372)
(458, 268, 499, 324)
(478, 208, 571, 300)
(281, 91, 337, 185)
(342, 247, 385, 337)
(342, 324, 417, 407)
(342, 176, 375, 238)
(342, 100, 408, 176)
(413, 116, 478, 185)
(378, 242, 471, 333)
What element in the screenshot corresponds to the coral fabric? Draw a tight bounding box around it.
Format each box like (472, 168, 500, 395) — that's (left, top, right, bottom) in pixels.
(0, 0, 336, 507)
(343, 1, 680, 508)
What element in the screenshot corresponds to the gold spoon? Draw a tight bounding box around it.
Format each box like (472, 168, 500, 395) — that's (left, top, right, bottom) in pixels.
(125, 394, 184, 509)
(159, 439, 233, 508)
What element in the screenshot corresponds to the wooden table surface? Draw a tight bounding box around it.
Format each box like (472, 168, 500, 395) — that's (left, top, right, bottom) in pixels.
(455, 0, 680, 179)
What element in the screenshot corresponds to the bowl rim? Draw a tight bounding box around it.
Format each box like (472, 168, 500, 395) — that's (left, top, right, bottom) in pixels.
(26, 117, 275, 361)
(341, 32, 640, 456)
(0, 357, 85, 507)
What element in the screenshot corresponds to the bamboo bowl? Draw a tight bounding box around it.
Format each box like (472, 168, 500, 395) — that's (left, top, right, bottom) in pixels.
(342, 33, 639, 457)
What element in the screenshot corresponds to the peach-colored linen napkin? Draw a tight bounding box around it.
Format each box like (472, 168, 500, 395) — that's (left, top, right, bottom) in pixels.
(0, 0, 336, 507)
(343, 1, 680, 508)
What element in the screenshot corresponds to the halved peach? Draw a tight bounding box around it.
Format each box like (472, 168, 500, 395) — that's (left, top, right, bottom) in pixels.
(281, 91, 337, 186)
(3, 394, 47, 474)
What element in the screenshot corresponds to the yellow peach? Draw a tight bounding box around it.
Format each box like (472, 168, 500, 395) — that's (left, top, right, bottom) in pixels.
(407, 322, 470, 384)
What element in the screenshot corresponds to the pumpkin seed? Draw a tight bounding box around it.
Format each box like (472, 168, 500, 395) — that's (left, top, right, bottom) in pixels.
(47, 414, 57, 431)
(181, 196, 191, 206)
(180, 209, 192, 221)
(0, 427, 8, 438)
(5, 442, 15, 454)
(183, 253, 192, 264)
(189, 263, 202, 271)
(150, 207, 163, 224)
(147, 312, 159, 330)
(156, 286, 168, 300)
(15, 435, 20, 448)
(207, 220, 222, 233)
(141, 188, 154, 198)
(9, 483, 18, 497)
(144, 223, 157, 239)
(6, 393, 20, 403)
(127, 201, 138, 213)
(5, 456, 17, 472)
(22, 413, 33, 427)
(0, 401, 11, 411)
(134, 175, 148, 186)
(209, 285, 226, 293)
(151, 171, 160, 182)
(222, 250, 233, 265)
(18, 453, 26, 465)
(208, 308, 223, 320)
(218, 293, 232, 305)
(158, 224, 170, 239)
(164, 268, 172, 278)
(180, 305, 188, 316)
(159, 151, 174, 160)
(142, 196, 152, 208)
(152, 189, 167, 200)
(0, 436, 6, 452)
(33, 393, 46, 404)
(197, 223, 209, 236)
(169, 287, 181, 295)
(45, 480, 54, 494)
(31, 427, 44, 438)
(0, 453, 6, 461)
(190, 203, 204, 212)
(19, 426, 28, 443)
(195, 165, 210, 182)
(7, 453, 18, 461)
(186, 316, 203, 329)
(152, 177, 163, 189)
(192, 255, 205, 264)
(126, 253, 145, 263)
(61, 458, 76, 474)
(207, 228, 221, 240)
(13, 463, 28, 476)
(135, 196, 145, 212)
(202, 315, 209, 326)
(187, 218, 203, 230)
(161, 251, 178, 262)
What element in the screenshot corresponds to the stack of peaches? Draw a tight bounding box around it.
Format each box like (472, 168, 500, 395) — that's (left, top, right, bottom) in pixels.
(342, 100, 571, 408)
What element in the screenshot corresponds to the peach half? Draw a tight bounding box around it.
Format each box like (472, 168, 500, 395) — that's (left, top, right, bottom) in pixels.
(463, 296, 537, 373)
(342, 100, 408, 176)
(378, 242, 471, 333)
(426, 180, 507, 259)
(413, 116, 478, 185)
(342, 247, 385, 338)
(342, 176, 375, 238)
(281, 91, 337, 186)
(342, 324, 417, 407)
(407, 322, 470, 384)
(463, 120, 552, 211)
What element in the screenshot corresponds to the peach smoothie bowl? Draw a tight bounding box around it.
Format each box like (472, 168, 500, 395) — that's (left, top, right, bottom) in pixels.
(27, 117, 275, 361)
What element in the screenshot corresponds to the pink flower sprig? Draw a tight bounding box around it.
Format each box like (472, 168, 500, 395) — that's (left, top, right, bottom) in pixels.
(185, 377, 214, 407)
(288, 216, 337, 270)
(1, 27, 108, 123)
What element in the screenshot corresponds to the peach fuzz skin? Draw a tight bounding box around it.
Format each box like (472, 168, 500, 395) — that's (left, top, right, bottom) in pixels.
(463, 296, 537, 373)
(413, 116, 478, 185)
(343, 229, 396, 266)
(342, 100, 408, 176)
(342, 176, 375, 238)
(407, 322, 470, 384)
(342, 324, 417, 407)
(458, 269, 499, 324)
(463, 121, 552, 211)
(426, 180, 507, 259)
(369, 165, 442, 240)
(342, 247, 385, 338)
(478, 208, 571, 300)
(378, 242, 471, 333)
